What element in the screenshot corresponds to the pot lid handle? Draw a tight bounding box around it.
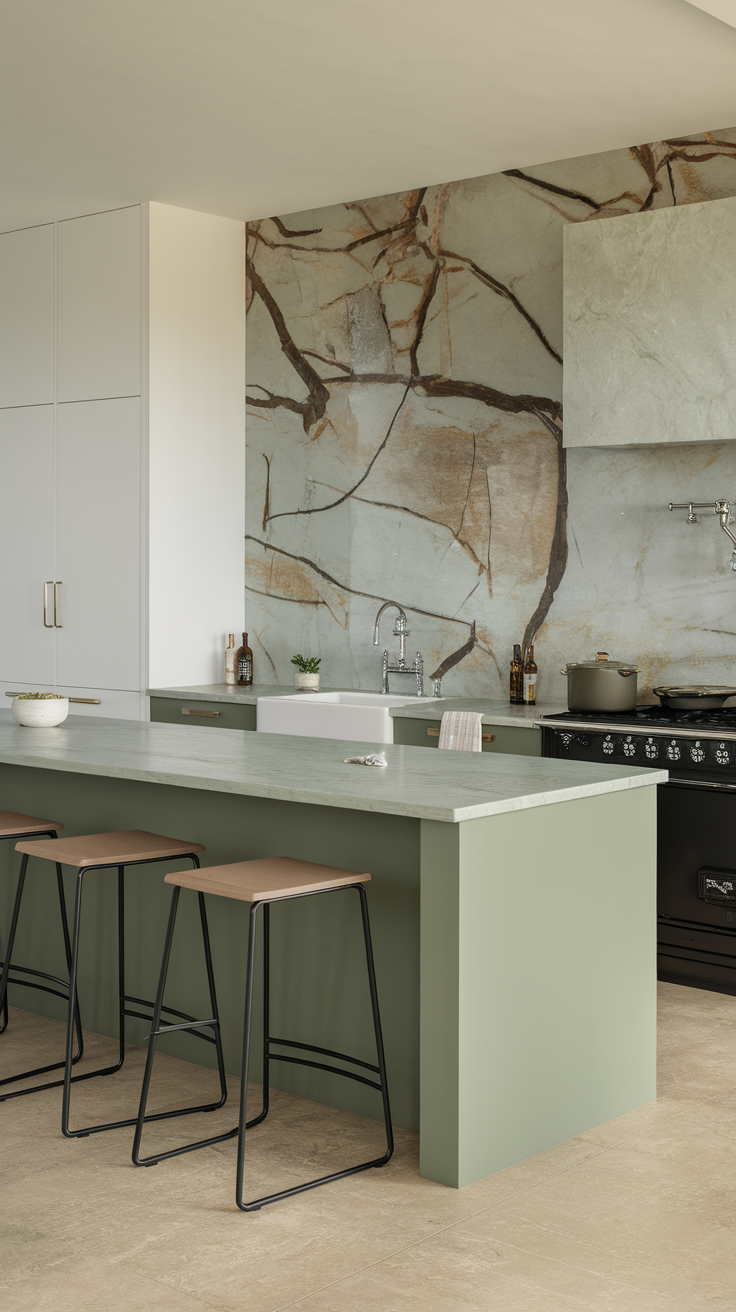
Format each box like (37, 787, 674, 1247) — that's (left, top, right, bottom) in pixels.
(595, 651, 609, 662)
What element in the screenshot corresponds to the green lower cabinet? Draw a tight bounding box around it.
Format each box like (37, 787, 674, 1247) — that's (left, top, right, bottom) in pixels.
(392, 717, 541, 756)
(149, 697, 256, 731)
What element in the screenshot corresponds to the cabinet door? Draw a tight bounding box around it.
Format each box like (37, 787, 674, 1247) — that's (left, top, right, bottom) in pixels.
(57, 207, 141, 402)
(0, 225, 54, 408)
(0, 407, 55, 684)
(55, 398, 141, 691)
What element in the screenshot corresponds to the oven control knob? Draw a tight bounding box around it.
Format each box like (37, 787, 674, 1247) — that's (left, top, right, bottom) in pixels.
(574, 734, 589, 747)
(689, 740, 706, 764)
(602, 735, 615, 755)
(622, 735, 636, 758)
(666, 740, 681, 761)
(716, 742, 731, 765)
(644, 737, 658, 760)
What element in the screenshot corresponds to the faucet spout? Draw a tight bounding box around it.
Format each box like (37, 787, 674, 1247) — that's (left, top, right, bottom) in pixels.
(372, 602, 408, 645)
(372, 602, 423, 695)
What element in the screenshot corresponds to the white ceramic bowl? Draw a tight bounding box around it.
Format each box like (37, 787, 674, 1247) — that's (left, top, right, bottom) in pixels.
(12, 697, 69, 727)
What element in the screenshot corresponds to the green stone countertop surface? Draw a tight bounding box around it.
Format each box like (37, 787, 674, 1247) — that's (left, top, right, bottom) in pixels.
(388, 697, 566, 728)
(147, 685, 566, 727)
(0, 711, 666, 824)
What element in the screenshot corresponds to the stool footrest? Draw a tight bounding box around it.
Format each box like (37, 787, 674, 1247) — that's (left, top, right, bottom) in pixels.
(154, 1017, 217, 1036)
(268, 1035, 380, 1074)
(122, 995, 218, 1045)
(269, 1051, 382, 1092)
(1, 960, 71, 1004)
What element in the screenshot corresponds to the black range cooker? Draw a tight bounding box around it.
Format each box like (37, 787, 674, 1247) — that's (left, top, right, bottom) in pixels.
(541, 705, 736, 996)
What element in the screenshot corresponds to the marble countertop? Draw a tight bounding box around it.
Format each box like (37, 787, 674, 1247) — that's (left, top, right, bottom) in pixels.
(147, 685, 565, 727)
(147, 683, 304, 705)
(0, 711, 666, 824)
(387, 698, 566, 728)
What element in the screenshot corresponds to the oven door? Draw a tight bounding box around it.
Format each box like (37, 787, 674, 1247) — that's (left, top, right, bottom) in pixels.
(658, 777, 736, 994)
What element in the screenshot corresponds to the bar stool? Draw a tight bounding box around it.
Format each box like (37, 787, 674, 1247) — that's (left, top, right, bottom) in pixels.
(0, 811, 84, 1100)
(133, 856, 393, 1212)
(6, 829, 229, 1140)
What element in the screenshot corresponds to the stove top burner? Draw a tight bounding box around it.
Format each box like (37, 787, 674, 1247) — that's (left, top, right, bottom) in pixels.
(541, 706, 736, 731)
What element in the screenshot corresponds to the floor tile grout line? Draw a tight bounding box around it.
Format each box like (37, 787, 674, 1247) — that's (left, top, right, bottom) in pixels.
(271, 1081, 736, 1311)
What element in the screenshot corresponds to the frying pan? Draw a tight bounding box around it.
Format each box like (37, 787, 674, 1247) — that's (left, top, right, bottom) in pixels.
(653, 685, 736, 710)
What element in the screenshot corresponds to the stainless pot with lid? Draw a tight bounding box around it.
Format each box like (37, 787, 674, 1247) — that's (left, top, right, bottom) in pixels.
(561, 651, 638, 713)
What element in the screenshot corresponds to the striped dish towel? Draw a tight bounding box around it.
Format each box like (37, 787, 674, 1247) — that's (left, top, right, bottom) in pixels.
(438, 710, 484, 752)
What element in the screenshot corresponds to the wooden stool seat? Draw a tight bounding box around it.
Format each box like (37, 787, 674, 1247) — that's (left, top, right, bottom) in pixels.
(0, 811, 62, 838)
(165, 856, 369, 903)
(16, 830, 205, 868)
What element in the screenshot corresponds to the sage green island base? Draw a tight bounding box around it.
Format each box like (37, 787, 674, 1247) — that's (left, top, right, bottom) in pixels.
(0, 715, 662, 1189)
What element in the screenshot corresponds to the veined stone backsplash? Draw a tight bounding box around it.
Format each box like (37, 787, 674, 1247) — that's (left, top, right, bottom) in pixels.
(246, 130, 736, 703)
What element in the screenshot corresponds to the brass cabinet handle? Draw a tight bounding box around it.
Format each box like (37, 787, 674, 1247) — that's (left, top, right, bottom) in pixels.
(53, 581, 62, 628)
(43, 582, 54, 628)
(426, 725, 495, 742)
(181, 708, 221, 718)
(5, 692, 101, 703)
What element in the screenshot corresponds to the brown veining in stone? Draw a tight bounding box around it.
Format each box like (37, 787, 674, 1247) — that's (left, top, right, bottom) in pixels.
(246, 128, 736, 696)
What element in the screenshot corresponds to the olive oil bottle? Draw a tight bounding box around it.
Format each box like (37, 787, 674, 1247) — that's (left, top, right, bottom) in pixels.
(523, 644, 537, 705)
(509, 644, 523, 704)
(235, 632, 253, 686)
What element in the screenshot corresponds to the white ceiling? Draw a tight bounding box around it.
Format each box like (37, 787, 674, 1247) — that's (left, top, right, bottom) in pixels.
(3, 0, 736, 232)
(686, 0, 736, 23)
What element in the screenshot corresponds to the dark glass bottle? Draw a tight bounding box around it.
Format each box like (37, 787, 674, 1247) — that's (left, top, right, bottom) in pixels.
(523, 644, 537, 706)
(235, 632, 253, 686)
(509, 643, 523, 704)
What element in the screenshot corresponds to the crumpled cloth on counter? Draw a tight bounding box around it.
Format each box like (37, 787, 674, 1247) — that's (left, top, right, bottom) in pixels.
(438, 710, 483, 752)
(343, 752, 388, 768)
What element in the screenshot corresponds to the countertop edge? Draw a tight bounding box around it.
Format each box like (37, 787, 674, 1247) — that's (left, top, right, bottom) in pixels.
(0, 742, 667, 824)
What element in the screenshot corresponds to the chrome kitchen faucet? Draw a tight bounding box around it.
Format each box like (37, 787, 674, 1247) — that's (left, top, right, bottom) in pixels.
(372, 603, 424, 696)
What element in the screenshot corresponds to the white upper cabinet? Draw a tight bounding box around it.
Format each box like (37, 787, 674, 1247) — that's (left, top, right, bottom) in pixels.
(0, 201, 245, 714)
(57, 206, 141, 402)
(55, 398, 141, 691)
(563, 195, 736, 448)
(0, 407, 55, 684)
(0, 225, 54, 408)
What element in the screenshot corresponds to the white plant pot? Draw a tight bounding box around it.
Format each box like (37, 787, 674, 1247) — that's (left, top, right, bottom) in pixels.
(294, 672, 320, 692)
(12, 697, 69, 727)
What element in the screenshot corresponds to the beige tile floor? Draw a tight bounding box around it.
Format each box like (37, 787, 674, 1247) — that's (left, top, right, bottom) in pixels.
(1, 982, 735, 1310)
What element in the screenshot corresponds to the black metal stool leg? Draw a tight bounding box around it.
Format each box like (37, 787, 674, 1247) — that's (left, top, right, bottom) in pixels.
(0, 854, 28, 1033)
(236, 885, 394, 1212)
(197, 889, 228, 1109)
(235, 902, 260, 1208)
(56, 862, 84, 1065)
(132, 885, 182, 1163)
(61, 866, 127, 1137)
(355, 883, 394, 1164)
(132, 878, 238, 1166)
(0, 851, 87, 1098)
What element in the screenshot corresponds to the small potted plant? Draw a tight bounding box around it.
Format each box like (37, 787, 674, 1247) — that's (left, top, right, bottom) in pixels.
(291, 654, 321, 692)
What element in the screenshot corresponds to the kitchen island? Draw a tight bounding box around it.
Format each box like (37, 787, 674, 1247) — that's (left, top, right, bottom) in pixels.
(0, 712, 665, 1188)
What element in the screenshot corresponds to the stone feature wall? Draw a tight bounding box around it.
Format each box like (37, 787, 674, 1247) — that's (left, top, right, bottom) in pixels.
(246, 132, 736, 701)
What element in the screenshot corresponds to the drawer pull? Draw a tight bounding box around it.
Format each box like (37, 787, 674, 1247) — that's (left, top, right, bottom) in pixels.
(182, 708, 221, 718)
(427, 725, 495, 742)
(5, 692, 100, 704)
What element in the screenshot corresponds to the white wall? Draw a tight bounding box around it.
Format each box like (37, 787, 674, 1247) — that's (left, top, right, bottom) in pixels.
(147, 202, 245, 687)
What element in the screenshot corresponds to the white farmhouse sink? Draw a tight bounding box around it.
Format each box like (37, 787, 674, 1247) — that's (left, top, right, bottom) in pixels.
(256, 691, 436, 743)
